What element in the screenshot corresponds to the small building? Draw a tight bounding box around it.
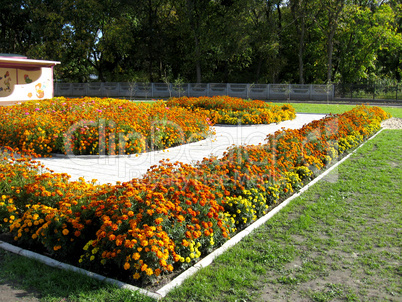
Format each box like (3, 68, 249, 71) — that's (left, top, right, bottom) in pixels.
(0, 54, 60, 105)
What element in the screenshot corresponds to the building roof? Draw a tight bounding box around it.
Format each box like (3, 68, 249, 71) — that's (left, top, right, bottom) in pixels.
(0, 56, 60, 69)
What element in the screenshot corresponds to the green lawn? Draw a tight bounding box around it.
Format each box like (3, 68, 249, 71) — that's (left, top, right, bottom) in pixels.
(0, 104, 400, 302)
(273, 102, 402, 118)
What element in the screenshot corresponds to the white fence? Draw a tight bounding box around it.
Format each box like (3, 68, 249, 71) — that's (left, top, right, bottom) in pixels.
(54, 83, 334, 101)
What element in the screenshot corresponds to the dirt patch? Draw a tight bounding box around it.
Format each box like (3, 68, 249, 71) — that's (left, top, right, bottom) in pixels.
(0, 251, 40, 302)
(381, 117, 402, 129)
(0, 283, 40, 302)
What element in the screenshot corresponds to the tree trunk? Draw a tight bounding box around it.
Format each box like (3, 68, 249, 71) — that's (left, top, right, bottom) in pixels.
(194, 34, 202, 83)
(327, 30, 335, 83)
(291, 0, 306, 84)
(298, 27, 305, 84)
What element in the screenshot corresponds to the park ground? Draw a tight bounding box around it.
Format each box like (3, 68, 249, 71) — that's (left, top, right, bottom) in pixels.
(0, 104, 401, 302)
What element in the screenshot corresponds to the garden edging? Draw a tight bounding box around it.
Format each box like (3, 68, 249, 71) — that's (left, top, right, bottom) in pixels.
(0, 128, 384, 300)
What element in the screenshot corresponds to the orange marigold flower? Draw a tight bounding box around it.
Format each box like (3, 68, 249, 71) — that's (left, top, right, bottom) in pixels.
(133, 253, 141, 260)
(133, 273, 141, 280)
(124, 262, 130, 270)
(62, 229, 69, 236)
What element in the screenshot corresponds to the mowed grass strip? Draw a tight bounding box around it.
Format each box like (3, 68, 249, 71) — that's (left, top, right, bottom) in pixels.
(0, 113, 400, 302)
(273, 102, 402, 118)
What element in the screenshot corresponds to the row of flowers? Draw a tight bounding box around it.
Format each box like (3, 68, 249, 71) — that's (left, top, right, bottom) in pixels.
(166, 96, 296, 125)
(0, 97, 296, 157)
(0, 104, 390, 286)
(0, 97, 215, 157)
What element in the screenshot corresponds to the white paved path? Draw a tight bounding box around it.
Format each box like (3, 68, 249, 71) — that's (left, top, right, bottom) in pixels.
(38, 114, 325, 184)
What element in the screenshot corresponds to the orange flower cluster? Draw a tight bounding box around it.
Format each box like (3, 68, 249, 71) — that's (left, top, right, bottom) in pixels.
(166, 96, 296, 125)
(0, 105, 390, 284)
(0, 97, 212, 157)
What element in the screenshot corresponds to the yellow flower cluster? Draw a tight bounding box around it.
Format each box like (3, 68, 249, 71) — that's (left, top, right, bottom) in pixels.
(0, 195, 18, 232)
(166, 96, 296, 125)
(225, 188, 269, 227)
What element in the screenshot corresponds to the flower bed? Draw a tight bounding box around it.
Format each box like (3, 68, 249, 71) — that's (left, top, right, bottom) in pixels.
(0, 97, 214, 157)
(0, 105, 390, 287)
(166, 96, 296, 125)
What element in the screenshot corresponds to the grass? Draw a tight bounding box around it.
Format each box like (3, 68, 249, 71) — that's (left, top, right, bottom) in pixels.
(0, 104, 400, 301)
(0, 250, 154, 302)
(273, 102, 402, 118)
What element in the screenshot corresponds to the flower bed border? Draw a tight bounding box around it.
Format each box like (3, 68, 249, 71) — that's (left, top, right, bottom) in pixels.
(0, 128, 384, 300)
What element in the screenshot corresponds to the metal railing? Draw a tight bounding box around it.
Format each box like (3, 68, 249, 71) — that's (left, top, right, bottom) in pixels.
(54, 82, 335, 101)
(334, 83, 401, 102)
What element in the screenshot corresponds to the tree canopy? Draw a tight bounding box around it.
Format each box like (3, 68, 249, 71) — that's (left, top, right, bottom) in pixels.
(1, 0, 400, 83)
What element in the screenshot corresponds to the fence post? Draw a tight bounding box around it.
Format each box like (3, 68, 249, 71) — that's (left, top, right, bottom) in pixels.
(396, 84, 398, 101)
(373, 83, 375, 100)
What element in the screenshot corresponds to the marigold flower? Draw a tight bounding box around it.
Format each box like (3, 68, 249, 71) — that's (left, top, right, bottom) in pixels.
(133, 253, 141, 260)
(124, 262, 130, 270)
(133, 273, 141, 280)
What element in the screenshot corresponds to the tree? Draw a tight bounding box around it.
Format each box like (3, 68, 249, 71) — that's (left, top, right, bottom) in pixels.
(334, 2, 402, 83)
(312, 0, 346, 83)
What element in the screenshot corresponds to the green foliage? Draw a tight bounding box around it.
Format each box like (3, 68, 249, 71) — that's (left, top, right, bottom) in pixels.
(1, 1, 401, 88)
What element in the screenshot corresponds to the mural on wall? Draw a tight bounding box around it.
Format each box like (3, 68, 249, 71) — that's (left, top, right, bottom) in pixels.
(24, 74, 33, 83)
(35, 83, 45, 98)
(15, 69, 44, 99)
(0, 69, 16, 97)
(0, 57, 59, 103)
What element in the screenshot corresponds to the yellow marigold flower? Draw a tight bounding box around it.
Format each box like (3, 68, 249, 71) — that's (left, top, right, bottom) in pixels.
(146, 268, 153, 276)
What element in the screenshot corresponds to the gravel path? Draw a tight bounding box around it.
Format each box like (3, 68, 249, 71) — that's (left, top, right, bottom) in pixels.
(381, 117, 402, 129)
(37, 114, 325, 184)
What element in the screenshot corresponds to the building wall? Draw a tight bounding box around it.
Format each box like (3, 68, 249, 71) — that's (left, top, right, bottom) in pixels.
(0, 67, 54, 103)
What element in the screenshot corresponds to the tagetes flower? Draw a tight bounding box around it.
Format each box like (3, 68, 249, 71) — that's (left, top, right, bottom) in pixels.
(166, 96, 296, 125)
(0, 104, 389, 282)
(0, 97, 213, 157)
